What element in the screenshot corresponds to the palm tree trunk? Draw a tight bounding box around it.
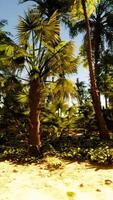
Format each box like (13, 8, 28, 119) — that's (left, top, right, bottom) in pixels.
(29, 77, 41, 152)
(94, 29, 101, 101)
(81, 0, 109, 138)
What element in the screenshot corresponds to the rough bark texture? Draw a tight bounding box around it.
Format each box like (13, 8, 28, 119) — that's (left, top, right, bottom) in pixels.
(81, 0, 109, 138)
(29, 77, 41, 149)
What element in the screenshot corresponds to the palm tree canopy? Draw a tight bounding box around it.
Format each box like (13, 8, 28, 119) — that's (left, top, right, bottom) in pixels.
(17, 10, 78, 80)
(19, 0, 75, 17)
(69, 0, 113, 41)
(17, 10, 60, 47)
(72, 0, 100, 19)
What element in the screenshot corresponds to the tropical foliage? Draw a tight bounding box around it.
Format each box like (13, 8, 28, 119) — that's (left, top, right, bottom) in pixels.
(0, 0, 113, 164)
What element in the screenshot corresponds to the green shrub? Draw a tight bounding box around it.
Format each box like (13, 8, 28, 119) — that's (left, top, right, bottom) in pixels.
(0, 147, 39, 163)
(1, 133, 113, 165)
(45, 156, 63, 170)
(52, 134, 113, 165)
(88, 146, 113, 164)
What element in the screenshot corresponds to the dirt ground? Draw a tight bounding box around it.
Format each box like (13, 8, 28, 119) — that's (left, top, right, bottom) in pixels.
(0, 157, 113, 200)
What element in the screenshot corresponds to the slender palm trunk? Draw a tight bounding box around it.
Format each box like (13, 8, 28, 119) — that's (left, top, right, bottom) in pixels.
(94, 29, 101, 101)
(29, 77, 41, 151)
(28, 31, 42, 154)
(81, 0, 109, 138)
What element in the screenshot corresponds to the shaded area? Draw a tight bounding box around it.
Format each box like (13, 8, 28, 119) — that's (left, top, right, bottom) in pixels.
(1, 132, 113, 165)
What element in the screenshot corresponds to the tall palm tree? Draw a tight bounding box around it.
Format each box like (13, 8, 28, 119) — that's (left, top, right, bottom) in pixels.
(20, 0, 110, 138)
(68, 0, 113, 93)
(65, 0, 110, 137)
(60, 0, 109, 137)
(80, 0, 109, 137)
(17, 9, 78, 152)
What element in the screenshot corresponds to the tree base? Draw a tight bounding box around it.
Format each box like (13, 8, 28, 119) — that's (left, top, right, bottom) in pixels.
(29, 145, 43, 158)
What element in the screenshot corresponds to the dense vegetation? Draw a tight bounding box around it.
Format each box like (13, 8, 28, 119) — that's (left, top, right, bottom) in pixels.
(0, 0, 113, 165)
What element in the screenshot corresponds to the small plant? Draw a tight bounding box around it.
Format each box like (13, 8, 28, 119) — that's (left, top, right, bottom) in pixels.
(45, 156, 63, 170)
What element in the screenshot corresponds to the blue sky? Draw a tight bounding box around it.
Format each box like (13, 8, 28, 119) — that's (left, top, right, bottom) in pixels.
(0, 0, 33, 35)
(0, 0, 89, 84)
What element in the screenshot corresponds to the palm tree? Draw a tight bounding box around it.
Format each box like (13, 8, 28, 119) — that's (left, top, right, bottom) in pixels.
(80, 0, 109, 138)
(19, 0, 110, 138)
(68, 0, 113, 94)
(17, 9, 78, 152)
(19, 0, 75, 18)
(68, 0, 109, 137)
(62, 0, 109, 137)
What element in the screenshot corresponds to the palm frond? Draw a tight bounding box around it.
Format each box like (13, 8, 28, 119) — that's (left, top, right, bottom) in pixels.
(17, 91, 28, 104)
(40, 11, 60, 46)
(48, 41, 78, 74)
(52, 78, 77, 100)
(70, 0, 100, 21)
(68, 20, 86, 38)
(17, 10, 41, 45)
(0, 19, 7, 29)
(17, 9, 60, 48)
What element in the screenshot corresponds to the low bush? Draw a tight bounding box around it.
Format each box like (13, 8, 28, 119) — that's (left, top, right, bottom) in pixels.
(52, 133, 113, 165)
(0, 146, 40, 164)
(1, 132, 113, 165)
(88, 146, 113, 164)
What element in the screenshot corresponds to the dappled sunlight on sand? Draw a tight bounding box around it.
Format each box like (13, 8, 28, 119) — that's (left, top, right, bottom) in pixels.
(0, 160, 113, 200)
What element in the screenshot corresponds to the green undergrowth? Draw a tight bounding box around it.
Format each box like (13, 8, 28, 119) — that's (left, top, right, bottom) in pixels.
(1, 132, 113, 165)
(0, 146, 41, 164)
(51, 133, 113, 165)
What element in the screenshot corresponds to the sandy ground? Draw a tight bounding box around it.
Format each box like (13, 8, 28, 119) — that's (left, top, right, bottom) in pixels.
(0, 158, 113, 200)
